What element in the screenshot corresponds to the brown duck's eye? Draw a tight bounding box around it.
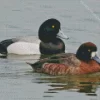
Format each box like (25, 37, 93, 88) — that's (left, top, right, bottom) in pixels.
(52, 25, 55, 28)
(88, 49, 91, 52)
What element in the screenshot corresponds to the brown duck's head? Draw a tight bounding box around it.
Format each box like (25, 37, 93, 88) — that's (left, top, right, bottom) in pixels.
(76, 42, 98, 61)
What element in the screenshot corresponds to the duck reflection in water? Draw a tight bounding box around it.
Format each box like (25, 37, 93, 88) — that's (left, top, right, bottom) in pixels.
(36, 74, 100, 96)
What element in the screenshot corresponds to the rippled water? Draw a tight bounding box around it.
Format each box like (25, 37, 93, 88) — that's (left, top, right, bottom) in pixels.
(0, 0, 100, 100)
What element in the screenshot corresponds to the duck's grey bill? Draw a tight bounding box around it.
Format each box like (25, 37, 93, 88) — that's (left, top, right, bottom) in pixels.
(57, 30, 69, 40)
(93, 55, 100, 64)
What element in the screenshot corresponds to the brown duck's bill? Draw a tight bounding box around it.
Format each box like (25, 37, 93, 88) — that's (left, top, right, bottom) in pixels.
(57, 30, 69, 40)
(92, 55, 100, 64)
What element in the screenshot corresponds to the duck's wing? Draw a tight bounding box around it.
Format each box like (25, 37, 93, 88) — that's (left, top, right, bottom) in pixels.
(27, 53, 80, 71)
(12, 36, 40, 43)
(0, 36, 39, 47)
(27, 53, 64, 70)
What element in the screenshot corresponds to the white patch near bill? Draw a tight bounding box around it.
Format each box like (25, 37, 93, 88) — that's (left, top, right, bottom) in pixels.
(7, 41, 40, 55)
(91, 52, 96, 58)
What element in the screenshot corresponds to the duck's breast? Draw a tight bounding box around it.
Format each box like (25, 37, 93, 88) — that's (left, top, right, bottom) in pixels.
(79, 60, 100, 74)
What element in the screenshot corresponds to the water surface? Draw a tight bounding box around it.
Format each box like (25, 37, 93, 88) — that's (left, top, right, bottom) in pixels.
(0, 0, 100, 100)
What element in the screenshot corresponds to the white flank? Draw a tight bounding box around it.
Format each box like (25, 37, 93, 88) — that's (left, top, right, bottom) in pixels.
(7, 41, 40, 55)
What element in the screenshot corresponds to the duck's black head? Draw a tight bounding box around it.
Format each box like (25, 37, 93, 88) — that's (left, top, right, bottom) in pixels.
(76, 42, 97, 61)
(38, 18, 61, 43)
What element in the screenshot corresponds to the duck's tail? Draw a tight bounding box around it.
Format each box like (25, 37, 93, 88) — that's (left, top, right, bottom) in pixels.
(0, 43, 7, 56)
(26, 62, 43, 72)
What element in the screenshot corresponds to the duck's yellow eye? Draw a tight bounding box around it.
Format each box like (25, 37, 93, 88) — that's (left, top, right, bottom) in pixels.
(88, 49, 91, 52)
(52, 25, 55, 28)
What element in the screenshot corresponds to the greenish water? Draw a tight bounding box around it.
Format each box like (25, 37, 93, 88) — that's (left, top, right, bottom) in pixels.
(0, 0, 100, 100)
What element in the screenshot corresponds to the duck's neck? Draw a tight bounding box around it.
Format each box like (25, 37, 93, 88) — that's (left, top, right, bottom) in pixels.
(39, 38, 65, 54)
(76, 53, 91, 63)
